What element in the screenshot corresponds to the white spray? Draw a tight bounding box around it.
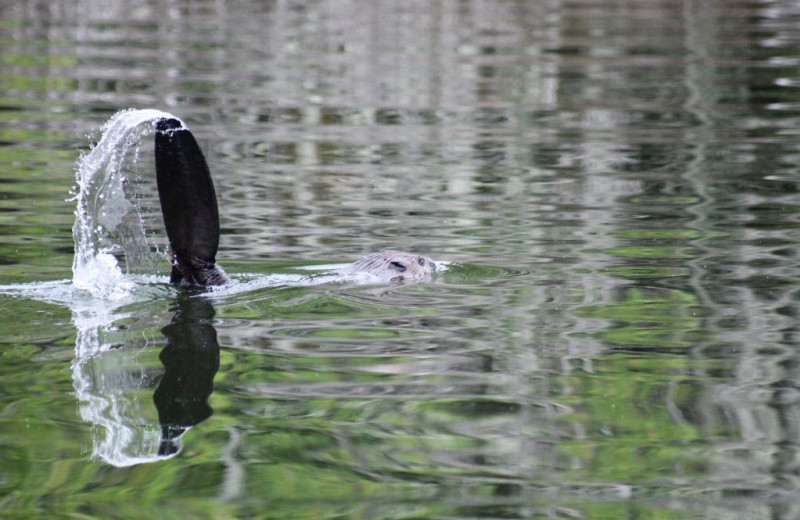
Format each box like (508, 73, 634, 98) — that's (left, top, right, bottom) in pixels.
(71, 108, 183, 299)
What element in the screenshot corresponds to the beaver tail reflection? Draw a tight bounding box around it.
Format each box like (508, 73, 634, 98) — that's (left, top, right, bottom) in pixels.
(154, 118, 229, 287)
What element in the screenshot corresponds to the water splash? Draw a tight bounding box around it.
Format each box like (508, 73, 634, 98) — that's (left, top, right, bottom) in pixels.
(72, 108, 182, 300)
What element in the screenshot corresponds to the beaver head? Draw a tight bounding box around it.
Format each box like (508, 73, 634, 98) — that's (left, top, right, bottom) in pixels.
(341, 251, 436, 283)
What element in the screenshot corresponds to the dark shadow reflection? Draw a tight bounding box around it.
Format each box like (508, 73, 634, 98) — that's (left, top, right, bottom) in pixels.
(154, 296, 220, 457)
(69, 292, 222, 466)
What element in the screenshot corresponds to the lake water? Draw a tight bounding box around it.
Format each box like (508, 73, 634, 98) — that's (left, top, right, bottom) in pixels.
(3, 0, 800, 518)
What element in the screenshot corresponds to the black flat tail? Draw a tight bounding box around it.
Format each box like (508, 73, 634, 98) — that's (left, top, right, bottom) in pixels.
(154, 118, 229, 287)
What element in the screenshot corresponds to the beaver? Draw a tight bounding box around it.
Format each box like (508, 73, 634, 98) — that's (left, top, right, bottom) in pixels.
(340, 251, 436, 283)
(154, 118, 435, 288)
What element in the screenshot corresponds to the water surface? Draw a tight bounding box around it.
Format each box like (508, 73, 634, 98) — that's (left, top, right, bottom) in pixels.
(3, 1, 800, 518)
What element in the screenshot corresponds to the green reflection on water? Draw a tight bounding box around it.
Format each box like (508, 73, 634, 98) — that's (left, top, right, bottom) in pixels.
(577, 287, 702, 348)
(3, 0, 800, 518)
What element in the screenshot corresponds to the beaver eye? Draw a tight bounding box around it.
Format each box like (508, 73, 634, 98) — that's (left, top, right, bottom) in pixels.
(389, 261, 407, 273)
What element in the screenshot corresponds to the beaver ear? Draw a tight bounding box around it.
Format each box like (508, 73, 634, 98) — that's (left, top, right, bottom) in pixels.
(154, 119, 220, 265)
